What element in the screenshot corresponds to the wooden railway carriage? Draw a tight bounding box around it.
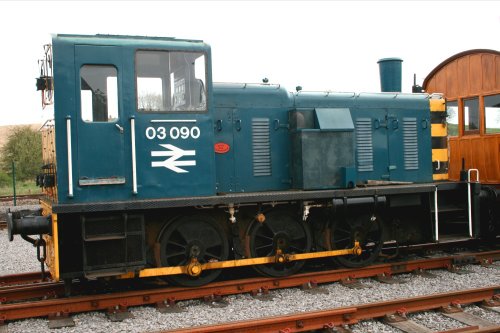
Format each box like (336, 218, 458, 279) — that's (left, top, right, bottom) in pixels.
(422, 49, 500, 185)
(7, 35, 499, 287)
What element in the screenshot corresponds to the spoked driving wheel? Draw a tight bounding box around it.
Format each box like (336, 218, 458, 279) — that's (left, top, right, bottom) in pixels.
(158, 214, 229, 287)
(246, 210, 312, 277)
(330, 213, 383, 268)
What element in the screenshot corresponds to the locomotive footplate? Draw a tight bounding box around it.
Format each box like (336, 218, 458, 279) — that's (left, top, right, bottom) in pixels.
(51, 183, 438, 214)
(119, 242, 362, 279)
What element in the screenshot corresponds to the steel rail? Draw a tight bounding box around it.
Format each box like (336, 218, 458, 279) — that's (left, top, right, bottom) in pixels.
(0, 194, 41, 203)
(0, 250, 498, 323)
(0, 272, 49, 286)
(0, 281, 63, 303)
(165, 286, 500, 333)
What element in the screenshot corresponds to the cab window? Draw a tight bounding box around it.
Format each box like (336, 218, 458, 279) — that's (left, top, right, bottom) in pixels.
(136, 51, 206, 112)
(80, 65, 119, 122)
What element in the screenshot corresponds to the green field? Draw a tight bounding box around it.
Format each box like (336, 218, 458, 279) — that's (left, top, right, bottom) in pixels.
(0, 180, 40, 197)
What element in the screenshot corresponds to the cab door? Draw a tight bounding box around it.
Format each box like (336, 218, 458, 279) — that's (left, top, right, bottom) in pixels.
(75, 45, 127, 196)
(133, 50, 215, 198)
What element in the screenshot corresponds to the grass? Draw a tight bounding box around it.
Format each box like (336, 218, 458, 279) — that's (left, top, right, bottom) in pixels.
(0, 180, 41, 197)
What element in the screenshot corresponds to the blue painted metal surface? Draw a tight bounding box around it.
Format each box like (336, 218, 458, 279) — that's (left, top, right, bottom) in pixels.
(378, 57, 403, 92)
(51, 34, 433, 205)
(213, 83, 292, 193)
(53, 35, 215, 203)
(293, 92, 432, 183)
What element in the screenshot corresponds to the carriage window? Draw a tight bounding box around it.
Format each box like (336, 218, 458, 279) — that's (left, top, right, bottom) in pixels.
(136, 51, 206, 112)
(446, 100, 458, 136)
(463, 97, 479, 134)
(80, 65, 118, 122)
(484, 94, 500, 134)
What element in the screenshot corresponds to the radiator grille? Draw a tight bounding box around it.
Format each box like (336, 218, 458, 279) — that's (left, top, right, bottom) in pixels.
(403, 117, 419, 170)
(355, 118, 374, 172)
(252, 118, 271, 176)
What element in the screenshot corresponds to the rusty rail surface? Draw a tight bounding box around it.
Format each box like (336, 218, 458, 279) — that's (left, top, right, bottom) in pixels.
(0, 250, 498, 324)
(166, 287, 500, 333)
(0, 194, 41, 203)
(0, 272, 50, 287)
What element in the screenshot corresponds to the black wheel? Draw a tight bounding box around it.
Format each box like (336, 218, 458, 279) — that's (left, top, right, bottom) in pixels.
(330, 213, 383, 268)
(246, 210, 312, 277)
(158, 214, 229, 287)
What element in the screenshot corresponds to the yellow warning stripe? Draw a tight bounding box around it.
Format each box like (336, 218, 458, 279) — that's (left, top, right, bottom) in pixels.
(52, 213, 60, 281)
(433, 173, 449, 181)
(430, 99, 446, 112)
(432, 148, 448, 162)
(431, 123, 447, 137)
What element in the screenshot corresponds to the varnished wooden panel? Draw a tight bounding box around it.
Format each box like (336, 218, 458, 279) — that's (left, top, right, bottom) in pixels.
(469, 54, 482, 95)
(446, 60, 458, 99)
(457, 57, 470, 97)
(448, 135, 499, 184)
(496, 56, 500, 90)
(482, 54, 495, 92)
(426, 51, 500, 98)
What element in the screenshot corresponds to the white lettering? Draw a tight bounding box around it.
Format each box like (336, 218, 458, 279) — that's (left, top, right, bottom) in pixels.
(191, 126, 200, 139)
(170, 127, 180, 139)
(146, 126, 201, 140)
(157, 127, 167, 140)
(145, 127, 156, 140)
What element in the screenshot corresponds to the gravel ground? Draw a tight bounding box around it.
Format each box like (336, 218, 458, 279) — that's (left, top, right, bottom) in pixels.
(1, 220, 499, 332)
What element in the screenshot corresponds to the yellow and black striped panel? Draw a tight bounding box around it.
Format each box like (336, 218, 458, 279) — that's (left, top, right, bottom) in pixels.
(429, 98, 449, 181)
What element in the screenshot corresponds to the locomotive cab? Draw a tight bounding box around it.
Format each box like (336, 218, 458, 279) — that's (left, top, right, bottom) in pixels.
(54, 35, 216, 203)
(11, 35, 219, 281)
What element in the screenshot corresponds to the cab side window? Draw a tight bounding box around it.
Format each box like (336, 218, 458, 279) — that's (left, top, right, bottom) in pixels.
(80, 65, 118, 122)
(136, 51, 206, 112)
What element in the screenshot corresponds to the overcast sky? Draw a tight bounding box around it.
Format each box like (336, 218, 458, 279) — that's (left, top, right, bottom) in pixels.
(1, 1, 498, 126)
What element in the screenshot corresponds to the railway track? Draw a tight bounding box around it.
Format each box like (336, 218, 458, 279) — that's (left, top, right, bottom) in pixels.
(0, 194, 41, 203)
(0, 249, 499, 329)
(167, 286, 500, 332)
(0, 271, 49, 286)
(0, 194, 41, 228)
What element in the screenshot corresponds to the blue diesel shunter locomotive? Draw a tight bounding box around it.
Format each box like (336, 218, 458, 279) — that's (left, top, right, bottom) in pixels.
(8, 34, 498, 287)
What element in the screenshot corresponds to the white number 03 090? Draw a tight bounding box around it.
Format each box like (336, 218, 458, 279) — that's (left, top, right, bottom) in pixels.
(145, 126, 201, 140)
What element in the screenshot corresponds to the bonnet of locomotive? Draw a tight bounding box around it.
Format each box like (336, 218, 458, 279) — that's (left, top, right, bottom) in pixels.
(292, 91, 434, 185)
(213, 82, 293, 108)
(212, 82, 295, 193)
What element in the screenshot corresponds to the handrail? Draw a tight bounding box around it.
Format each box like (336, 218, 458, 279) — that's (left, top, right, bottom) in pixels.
(467, 169, 479, 237)
(130, 117, 137, 195)
(66, 116, 73, 198)
(434, 186, 439, 242)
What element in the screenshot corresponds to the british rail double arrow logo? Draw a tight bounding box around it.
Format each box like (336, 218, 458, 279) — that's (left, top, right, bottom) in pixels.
(151, 144, 196, 173)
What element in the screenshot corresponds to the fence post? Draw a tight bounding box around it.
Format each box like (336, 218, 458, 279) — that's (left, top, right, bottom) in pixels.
(11, 161, 16, 206)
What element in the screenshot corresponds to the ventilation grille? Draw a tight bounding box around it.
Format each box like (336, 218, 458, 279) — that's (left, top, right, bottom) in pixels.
(403, 117, 419, 170)
(252, 118, 271, 176)
(355, 118, 374, 172)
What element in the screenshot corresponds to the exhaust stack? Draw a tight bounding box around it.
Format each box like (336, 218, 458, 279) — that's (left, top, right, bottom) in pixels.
(378, 58, 403, 92)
